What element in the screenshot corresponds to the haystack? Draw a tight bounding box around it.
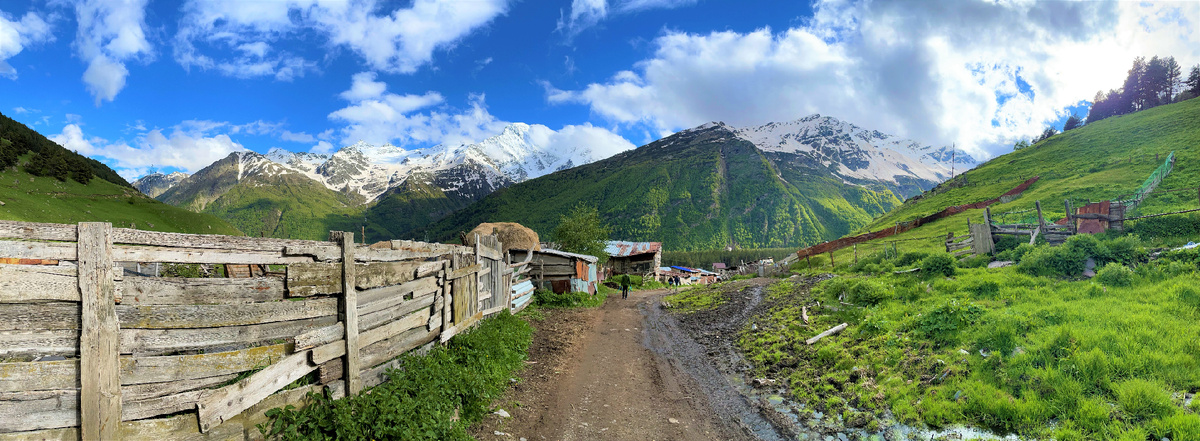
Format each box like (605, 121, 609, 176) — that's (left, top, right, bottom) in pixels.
(463, 222, 540, 252)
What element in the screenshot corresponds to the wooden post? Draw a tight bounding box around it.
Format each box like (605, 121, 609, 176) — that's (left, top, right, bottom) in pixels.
(1064, 199, 1074, 234)
(441, 260, 452, 338)
(892, 242, 898, 258)
(983, 207, 992, 230)
(334, 231, 362, 396)
(474, 234, 481, 315)
(1035, 200, 1046, 233)
(828, 250, 835, 267)
(805, 254, 812, 268)
(79, 223, 120, 441)
(853, 244, 857, 265)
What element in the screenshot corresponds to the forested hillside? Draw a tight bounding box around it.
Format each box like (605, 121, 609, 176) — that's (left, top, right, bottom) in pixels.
(422, 123, 900, 251)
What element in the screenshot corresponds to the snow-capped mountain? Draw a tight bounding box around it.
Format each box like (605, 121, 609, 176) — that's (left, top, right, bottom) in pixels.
(255, 122, 600, 204)
(132, 171, 190, 198)
(730, 114, 977, 197)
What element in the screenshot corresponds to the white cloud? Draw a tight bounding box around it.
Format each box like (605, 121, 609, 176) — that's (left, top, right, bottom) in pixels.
(328, 73, 634, 158)
(12, 106, 31, 114)
(51, 121, 246, 178)
(557, 0, 696, 40)
(548, 0, 1200, 159)
(174, 0, 509, 79)
(280, 130, 315, 143)
(0, 10, 54, 79)
(71, 0, 153, 105)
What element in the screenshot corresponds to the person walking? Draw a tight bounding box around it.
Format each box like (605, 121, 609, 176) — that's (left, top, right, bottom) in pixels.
(620, 274, 630, 300)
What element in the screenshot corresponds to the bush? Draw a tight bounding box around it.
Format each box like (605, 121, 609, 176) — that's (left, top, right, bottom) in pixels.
(1095, 262, 1134, 287)
(534, 289, 604, 308)
(1103, 235, 1146, 265)
(1174, 282, 1200, 312)
(1017, 244, 1086, 278)
(847, 279, 891, 306)
(1130, 213, 1200, 239)
(920, 254, 957, 277)
(895, 251, 931, 267)
(995, 243, 1035, 262)
(993, 235, 1022, 253)
(959, 254, 992, 268)
(1114, 379, 1174, 422)
(918, 299, 983, 345)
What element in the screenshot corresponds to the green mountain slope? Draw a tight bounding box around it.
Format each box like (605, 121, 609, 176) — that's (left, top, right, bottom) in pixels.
(365, 173, 480, 242)
(419, 124, 901, 251)
(159, 152, 364, 241)
(0, 111, 240, 234)
(838, 97, 1200, 256)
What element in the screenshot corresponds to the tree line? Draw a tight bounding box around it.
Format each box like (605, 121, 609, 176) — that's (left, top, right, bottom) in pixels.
(0, 111, 130, 187)
(1016, 55, 1200, 151)
(1087, 55, 1200, 124)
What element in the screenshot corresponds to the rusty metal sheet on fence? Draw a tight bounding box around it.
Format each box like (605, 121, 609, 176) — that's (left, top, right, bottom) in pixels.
(1076, 201, 1111, 235)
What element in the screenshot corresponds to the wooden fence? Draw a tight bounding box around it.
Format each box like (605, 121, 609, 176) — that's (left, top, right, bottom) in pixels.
(0, 221, 522, 440)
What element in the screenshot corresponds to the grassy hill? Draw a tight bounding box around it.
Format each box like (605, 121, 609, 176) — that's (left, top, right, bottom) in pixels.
(0, 155, 241, 234)
(828, 97, 1200, 259)
(419, 124, 900, 251)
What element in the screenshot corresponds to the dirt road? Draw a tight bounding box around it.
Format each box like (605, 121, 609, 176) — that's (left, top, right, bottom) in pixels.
(472, 288, 763, 441)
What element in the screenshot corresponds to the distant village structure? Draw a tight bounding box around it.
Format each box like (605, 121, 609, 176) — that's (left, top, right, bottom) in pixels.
(604, 240, 662, 279)
(510, 248, 599, 294)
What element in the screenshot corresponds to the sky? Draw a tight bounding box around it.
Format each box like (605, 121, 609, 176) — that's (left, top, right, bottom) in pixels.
(0, 0, 1197, 181)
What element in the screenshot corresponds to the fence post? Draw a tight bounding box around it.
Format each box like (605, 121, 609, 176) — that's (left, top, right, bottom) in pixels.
(853, 244, 857, 265)
(333, 231, 362, 396)
(441, 260, 452, 339)
(474, 234, 481, 315)
(79, 222, 120, 441)
(828, 250, 834, 267)
(1035, 201, 1046, 232)
(1064, 199, 1075, 234)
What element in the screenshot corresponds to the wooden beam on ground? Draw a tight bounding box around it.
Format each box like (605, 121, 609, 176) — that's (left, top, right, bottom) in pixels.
(805, 323, 848, 345)
(78, 223, 120, 441)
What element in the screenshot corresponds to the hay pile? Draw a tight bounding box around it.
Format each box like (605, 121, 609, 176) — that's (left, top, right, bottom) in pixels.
(463, 222, 540, 252)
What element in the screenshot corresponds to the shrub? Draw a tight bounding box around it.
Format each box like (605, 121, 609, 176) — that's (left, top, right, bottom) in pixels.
(1095, 262, 1134, 287)
(1103, 235, 1146, 265)
(920, 254, 957, 277)
(1114, 379, 1174, 421)
(918, 299, 983, 345)
(993, 234, 1021, 253)
(959, 254, 992, 269)
(895, 251, 931, 267)
(847, 279, 891, 306)
(974, 317, 1017, 355)
(257, 312, 532, 440)
(1065, 234, 1108, 260)
(995, 243, 1035, 263)
(534, 289, 604, 308)
(1017, 244, 1086, 278)
(1130, 213, 1200, 239)
(1174, 283, 1200, 312)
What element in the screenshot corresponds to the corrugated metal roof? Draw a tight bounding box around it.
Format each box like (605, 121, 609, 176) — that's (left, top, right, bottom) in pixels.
(712, 263, 727, 269)
(527, 248, 599, 263)
(604, 240, 662, 257)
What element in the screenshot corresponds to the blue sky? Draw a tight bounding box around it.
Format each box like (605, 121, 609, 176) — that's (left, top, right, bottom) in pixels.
(1, 0, 1197, 180)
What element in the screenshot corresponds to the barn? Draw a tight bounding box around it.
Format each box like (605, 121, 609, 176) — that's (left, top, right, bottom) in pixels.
(509, 248, 599, 294)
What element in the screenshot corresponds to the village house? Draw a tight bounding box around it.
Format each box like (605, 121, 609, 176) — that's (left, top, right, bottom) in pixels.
(509, 248, 600, 294)
(604, 240, 662, 279)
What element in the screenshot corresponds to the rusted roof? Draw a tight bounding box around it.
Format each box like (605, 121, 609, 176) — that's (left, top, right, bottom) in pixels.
(604, 240, 662, 257)
(712, 263, 727, 269)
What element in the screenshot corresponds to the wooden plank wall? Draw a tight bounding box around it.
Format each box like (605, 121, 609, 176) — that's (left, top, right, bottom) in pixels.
(0, 220, 510, 439)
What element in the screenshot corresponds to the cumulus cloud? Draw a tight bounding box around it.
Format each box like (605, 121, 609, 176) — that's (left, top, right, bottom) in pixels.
(328, 72, 634, 158)
(71, 0, 154, 105)
(548, 0, 1200, 159)
(557, 0, 695, 40)
(174, 0, 509, 79)
(0, 10, 54, 79)
(51, 121, 246, 179)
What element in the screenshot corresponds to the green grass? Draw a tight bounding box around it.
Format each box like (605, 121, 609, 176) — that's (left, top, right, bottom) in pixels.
(663, 282, 730, 312)
(0, 164, 241, 234)
(532, 289, 607, 308)
(257, 312, 532, 440)
(742, 233, 1200, 439)
(855, 98, 1200, 240)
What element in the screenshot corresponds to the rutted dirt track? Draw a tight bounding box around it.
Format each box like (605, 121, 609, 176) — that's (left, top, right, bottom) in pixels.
(472, 280, 787, 441)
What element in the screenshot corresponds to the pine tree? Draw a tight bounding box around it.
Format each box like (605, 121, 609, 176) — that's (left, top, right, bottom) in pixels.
(1063, 114, 1083, 131)
(1187, 65, 1200, 97)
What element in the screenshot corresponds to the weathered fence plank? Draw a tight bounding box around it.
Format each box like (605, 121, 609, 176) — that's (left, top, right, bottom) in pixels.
(0, 265, 78, 303)
(0, 329, 78, 357)
(294, 323, 343, 351)
(0, 221, 77, 241)
(118, 316, 335, 354)
(78, 223, 121, 441)
(360, 327, 439, 370)
(196, 349, 316, 433)
(119, 343, 290, 385)
(121, 374, 237, 402)
(113, 245, 312, 265)
(0, 360, 77, 393)
(359, 294, 437, 334)
(286, 261, 427, 296)
(116, 298, 337, 329)
(0, 390, 78, 432)
(356, 277, 439, 318)
(0, 241, 75, 261)
(111, 228, 321, 252)
(0, 302, 78, 331)
(120, 276, 285, 305)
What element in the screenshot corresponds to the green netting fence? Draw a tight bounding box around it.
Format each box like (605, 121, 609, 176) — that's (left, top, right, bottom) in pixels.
(1113, 151, 1174, 210)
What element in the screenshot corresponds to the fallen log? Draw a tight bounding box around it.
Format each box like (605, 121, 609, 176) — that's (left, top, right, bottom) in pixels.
(805, 323, 848, 345)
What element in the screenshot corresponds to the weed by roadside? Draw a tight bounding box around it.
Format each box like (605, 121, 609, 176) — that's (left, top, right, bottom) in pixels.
(257, 312, 532, 440)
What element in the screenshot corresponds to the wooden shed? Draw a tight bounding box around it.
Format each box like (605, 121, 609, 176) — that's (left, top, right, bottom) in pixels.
(604, 240, 662, 279)
(509, 248, 599, 295)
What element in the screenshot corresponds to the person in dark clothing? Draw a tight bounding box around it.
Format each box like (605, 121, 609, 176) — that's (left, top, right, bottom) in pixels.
(620, 274, 630, 299)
